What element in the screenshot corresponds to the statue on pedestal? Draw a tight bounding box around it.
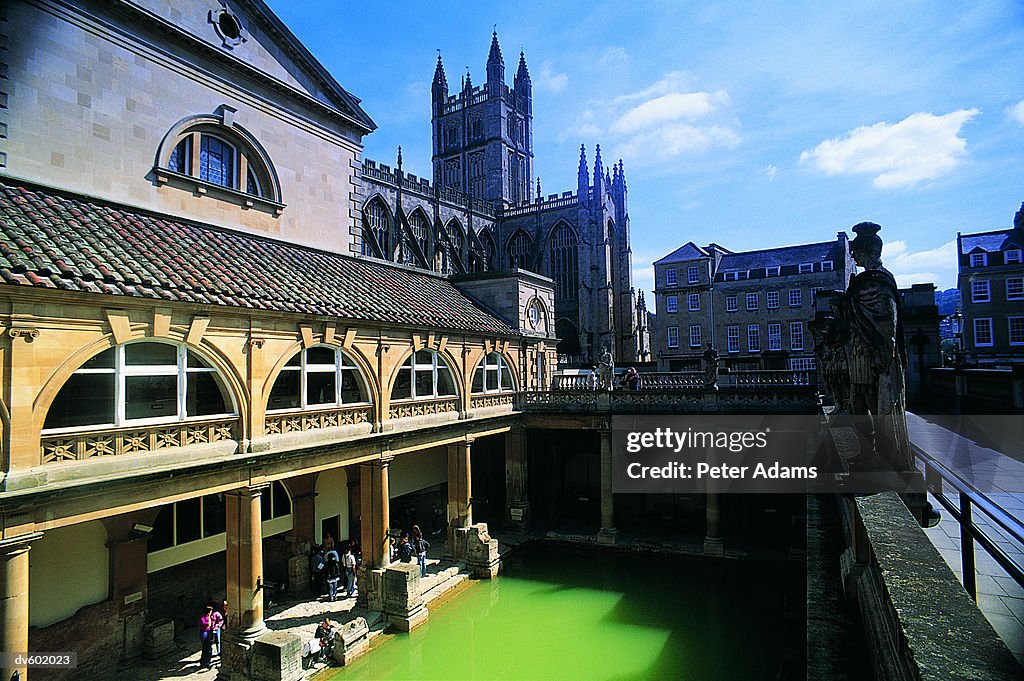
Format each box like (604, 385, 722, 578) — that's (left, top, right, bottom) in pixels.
(809, 290, 850, 412)
(702, 342, 720, 389)
(598, 347, 615, 391)
(843, 222, 910, 472)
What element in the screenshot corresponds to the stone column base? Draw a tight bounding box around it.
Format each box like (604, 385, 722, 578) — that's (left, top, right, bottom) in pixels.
(383, 563, 428, 632)
(332, 617, 370, 666)
(505, 502, 530, 532)
(250, 631, 304, 681)
(217, 627, 269, 681)
(455, 524, 501, 578)
(356, 566, 386, 612)
(597, 527, 618, 545)
(703, 536, 724, 556)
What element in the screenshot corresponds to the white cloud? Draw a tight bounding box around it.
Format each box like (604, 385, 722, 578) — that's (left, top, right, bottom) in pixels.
(1008, 99, 1024, 125)
(611, 91, 730, 135)
(536, 61, 568, 94)
(569, 73, 738, 166)
(881, 238, 958, 288)
(764, 164, 779, 180)
(800, 110, 979, 189)
(599, 46, 630, 66)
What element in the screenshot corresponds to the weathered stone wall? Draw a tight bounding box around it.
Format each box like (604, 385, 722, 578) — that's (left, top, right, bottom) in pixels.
(28, 598, 122, 681)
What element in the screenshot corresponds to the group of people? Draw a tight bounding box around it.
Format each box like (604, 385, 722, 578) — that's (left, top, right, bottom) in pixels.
(587, 364, 641, 391)
(198, 600, 227, 669)
(393, 524, 431, 577)
(309, 535, 359, 601)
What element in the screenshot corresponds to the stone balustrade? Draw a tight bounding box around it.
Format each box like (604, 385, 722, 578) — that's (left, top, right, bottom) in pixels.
(265, 404, 373, 434)
(41, 416, 239, 463)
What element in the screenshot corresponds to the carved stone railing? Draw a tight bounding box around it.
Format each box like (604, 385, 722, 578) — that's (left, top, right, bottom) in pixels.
(41, 417, 239, 463)
(728, 370, 813, 387)
(470, 393, 515, 410)
(550, 370, 813, 391)
(523, 387, 818, 415)
(265, 404, 373, 435)
(388, 397, 460, 420)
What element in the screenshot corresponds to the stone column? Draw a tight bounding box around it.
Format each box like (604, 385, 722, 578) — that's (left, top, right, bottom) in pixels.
(505, 427, 530, 531)
(101, 511, 158, 665)
(357, 457, 391, 611)
(597, 430, 617, 544)
(0, 532, 42, 681)
(219, 485, 268, 681)
(282, 473, 318, 597)
(446, 438, 473, 559)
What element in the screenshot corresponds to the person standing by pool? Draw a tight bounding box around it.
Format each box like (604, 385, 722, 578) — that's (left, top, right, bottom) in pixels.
(199, 605, 217, 669)
(342, 544, 357, 597)
(412, 525, 429, 577)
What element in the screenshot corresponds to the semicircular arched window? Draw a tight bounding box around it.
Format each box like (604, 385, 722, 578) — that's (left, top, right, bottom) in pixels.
(156, 114, 284, 215)
(43, 342, 236, 431)
(391, 350, 458, 401)
(267, 346, 370, 412)
(472, 353, 515, 394)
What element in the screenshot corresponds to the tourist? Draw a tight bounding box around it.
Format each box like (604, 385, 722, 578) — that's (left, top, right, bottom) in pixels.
(323, 533, 335, 554)
(324, 552, 342, 601)
(324, 541, 340, 565)
(199, 605, 217, 669)
(342, 544, 357, 597)
(397, 535, 413, 563)
(412, 525, 429, 577)
(209, 601, 224, 657)
(625, 367, 640, 390)
(310, 544, 325, 595)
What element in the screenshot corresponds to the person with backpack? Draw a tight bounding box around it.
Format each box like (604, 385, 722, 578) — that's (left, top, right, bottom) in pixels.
(342, 544, 357, 597)
(397, 535, 413, 563)
(324, 553, 342, 602)
(411, 525, 429, 577)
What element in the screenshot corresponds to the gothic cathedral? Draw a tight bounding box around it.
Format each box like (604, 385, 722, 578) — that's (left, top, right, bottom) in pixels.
(356, 33, 646, 364)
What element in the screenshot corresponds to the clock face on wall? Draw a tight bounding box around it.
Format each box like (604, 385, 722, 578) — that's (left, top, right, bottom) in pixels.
(527, 299, 543, 329)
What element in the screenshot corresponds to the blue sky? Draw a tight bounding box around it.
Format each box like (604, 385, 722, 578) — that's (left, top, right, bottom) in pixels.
(269, 1, 1024, 296)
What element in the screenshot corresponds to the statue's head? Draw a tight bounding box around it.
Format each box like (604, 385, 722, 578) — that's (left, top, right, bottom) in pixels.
(850, 222, 883, 268)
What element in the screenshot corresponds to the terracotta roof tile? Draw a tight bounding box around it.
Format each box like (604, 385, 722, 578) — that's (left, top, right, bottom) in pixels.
(0, 181, 516, 335)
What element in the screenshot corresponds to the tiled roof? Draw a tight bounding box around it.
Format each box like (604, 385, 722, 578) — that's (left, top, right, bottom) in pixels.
(960, 229, 1023, 254)
(718, 240, 843, 271)
(0, 180, 516, 335)
(654, 242, 709, 265)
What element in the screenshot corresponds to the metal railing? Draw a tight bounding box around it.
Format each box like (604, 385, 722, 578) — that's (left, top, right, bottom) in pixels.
(912, 443, 1024, 601)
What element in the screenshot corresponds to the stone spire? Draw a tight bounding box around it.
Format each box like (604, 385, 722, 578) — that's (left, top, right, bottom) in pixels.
(618, 160, 626, 190)
(462, 68, 473, 94)
(577, 144, 590, 198)
(593, 144, 604, 195)
(536, 177, 542, 199)
(486, 31, 505, 86)
(515, 51, 531, 87)
(432, 54, 448, 114)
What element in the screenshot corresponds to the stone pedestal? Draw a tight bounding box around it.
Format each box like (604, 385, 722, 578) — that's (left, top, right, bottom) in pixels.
(703, 536, 725, 556)
(250, 631, 303, 681)
(332, 617, 370, 666)
(597, 527, 619, 545)
(454, 524, 501, 578)
(357, 566, 386, 612)
(143, 618, 176, 659)
(598, 430, 617, 542)
(505, 427, 530, 532)
(286, 554, 309, 598)
(383, 563, 428, 632)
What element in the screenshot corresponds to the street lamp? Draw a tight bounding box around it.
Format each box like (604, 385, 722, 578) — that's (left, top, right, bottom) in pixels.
(950, 306, 963, 365)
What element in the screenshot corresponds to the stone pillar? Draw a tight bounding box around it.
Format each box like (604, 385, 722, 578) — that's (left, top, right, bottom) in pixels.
(505, 427, 530, 531)
(0, 533, 42, 681)
(282, 473, 318, 597)
(446, 438, 473, 559)
(703, 490, 724, 555)
(102, 512, 158, 666)
(357, 457, 391, 611)
(219, 485, 269, 681)
(597, 430, 617, 544)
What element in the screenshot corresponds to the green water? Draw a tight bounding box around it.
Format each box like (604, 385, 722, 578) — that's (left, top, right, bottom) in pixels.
(331, 544, 796, 680)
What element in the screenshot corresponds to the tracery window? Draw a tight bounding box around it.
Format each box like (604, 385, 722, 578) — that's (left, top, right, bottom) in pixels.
(472, 353, 515, 393)
(409, 210, 431, 261)
(391, 350, 458, 400)
(549, 223, 579, 300)
(43, 342, 235, 431)
(507, 230, 534, 269)
(362, 197, 391, 256)
(267, 346, 369, 412)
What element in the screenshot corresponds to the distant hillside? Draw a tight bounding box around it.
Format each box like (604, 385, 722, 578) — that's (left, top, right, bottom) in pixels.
(936, 288, 961, 338)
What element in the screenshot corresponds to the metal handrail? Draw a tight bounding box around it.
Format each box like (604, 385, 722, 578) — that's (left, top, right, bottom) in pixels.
(911, 443, 1024, 600)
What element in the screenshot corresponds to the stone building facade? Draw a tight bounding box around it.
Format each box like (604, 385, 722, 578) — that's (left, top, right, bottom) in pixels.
(652, 234, 854, 371)
(957, 204, 1024, 365)
(0, 2, 553, 678)
(352, 34, 644, 365)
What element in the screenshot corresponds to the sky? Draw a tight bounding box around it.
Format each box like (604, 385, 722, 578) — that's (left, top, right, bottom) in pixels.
(268, 1, 1024, 298)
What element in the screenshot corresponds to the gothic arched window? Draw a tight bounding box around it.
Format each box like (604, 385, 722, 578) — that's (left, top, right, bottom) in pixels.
(408, 210, 430, 263)
(362, 197, 391, 257)
(550, 223, 579, 300)
(471, 229, 496, 272)
(507, 230, 534, 270)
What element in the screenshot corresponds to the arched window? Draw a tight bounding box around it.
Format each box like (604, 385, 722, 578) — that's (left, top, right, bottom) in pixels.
(362, 197, 391, 257)
(507, 230, 534, 270)
(472, 353, 515, 393)
(267, 346, 369, 411)
(408, 210, 430, 261)
(448, 220, 465, 261)
(159, 116, 279, 205)
(43, 342, 235, 431)
(471, 229, 495, 272)
(550, 223, 579, 300)
(391, 350, 457, 401)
